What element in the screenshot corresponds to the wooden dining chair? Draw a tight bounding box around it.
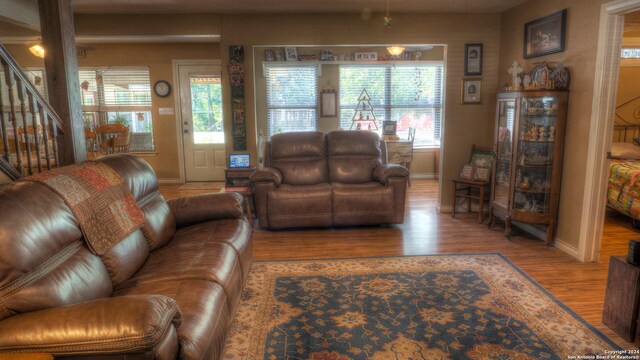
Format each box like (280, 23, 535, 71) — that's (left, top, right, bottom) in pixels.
(95, 124, 131, 154)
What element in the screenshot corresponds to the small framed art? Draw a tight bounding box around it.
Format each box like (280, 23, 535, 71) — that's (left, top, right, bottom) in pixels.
(461, 78, 482, 104)
(464, 44, 483, 76)
(285, 47, 298, 61)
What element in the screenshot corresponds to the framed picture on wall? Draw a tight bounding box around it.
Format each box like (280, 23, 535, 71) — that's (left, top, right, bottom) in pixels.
(464, 44, 483, 75)
(275, 50, 284, 61)
(523, 9, 567, 59)
(264, 50, 275, 61)
(321, 89, 337, 117)
(461, 78, 482, 104)
(285, 47, 298, 61)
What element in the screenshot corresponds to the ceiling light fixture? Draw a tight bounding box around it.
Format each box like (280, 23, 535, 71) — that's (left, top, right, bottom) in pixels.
(384, 0, 404, 56)
(387, 46, 405, 56)
(29, 43, 45, 58)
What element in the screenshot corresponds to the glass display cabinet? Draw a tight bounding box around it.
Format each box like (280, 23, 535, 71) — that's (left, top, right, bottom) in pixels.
(489, 91, 569, 245)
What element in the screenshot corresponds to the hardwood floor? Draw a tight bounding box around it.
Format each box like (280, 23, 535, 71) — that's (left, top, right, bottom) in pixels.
(160, 178, 639, 349)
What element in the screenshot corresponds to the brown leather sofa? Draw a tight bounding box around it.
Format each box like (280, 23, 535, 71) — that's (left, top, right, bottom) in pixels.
(0, 155, 252, 360)
(250, 131, 409, 229)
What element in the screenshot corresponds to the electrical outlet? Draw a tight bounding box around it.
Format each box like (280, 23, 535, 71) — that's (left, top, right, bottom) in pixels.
(159, 107, 174, 115)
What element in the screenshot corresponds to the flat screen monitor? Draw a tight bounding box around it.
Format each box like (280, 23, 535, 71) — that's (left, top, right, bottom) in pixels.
(229, 154, 250, 168)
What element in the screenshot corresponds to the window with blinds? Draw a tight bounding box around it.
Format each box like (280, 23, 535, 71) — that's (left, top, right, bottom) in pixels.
(265, 65, 318, 137)
(79, 68, 154, 151)
(339, 64, 444, 147)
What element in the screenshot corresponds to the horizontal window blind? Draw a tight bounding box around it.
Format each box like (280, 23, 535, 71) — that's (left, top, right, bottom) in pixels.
(79, 68, 151, 106)
(79, 67, 154, 151)
(339, 64, 444, 147)
(266, 65, 317, 137)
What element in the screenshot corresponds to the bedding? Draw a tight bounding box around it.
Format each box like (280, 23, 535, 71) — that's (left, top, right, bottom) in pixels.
(608, 159, 640, 220)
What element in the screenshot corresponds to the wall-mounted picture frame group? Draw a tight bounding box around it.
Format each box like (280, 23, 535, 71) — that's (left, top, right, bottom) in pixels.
(464, 44, 483, 76)
(523, 9, 567, 59)
(461, 78, 482, 104)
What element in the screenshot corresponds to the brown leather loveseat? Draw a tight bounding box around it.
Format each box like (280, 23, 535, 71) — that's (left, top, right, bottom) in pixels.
(0, 155, 252, 359)
(250, 130, 409, 229)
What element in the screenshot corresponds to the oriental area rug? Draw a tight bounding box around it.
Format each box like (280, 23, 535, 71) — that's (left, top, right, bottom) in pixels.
(223, 254, 620, 360)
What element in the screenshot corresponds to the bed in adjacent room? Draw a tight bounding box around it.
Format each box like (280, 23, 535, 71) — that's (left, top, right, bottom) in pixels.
(608, 125, 640, 221)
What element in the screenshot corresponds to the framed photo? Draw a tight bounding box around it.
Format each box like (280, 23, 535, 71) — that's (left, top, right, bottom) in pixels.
(264, 50, 275, 61)
(275, 50, 284, 61)
(461, 78, 482, 104)
(464, 44, 483, 76)
(285, 47, 298, 61)
(523, 9, 567, 59)
(382, 121, 397, 136)
(320, 90, 337, 117)
(403, 51, 412, 61)
(355, 52, 378, 61)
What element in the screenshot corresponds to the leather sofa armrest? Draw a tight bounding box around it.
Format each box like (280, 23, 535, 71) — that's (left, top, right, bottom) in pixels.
(373, 164, 409, 185)
(168, 192, 244, 228)
(249, 167, 282, 187)
(0, 295, 181, 356)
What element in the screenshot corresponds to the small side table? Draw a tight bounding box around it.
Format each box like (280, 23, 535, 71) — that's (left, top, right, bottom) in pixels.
(220, 186, 254, 219)
(603, 256, 640, 342)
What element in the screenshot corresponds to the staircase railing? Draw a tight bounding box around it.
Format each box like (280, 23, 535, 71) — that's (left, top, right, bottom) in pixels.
(0, 43, 64, 180)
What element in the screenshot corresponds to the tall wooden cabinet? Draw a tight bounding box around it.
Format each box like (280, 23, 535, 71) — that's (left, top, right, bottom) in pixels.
(489, 90, 569, 244)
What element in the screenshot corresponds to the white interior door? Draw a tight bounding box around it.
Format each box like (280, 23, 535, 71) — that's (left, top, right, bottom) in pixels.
(178, 65, 226, 181)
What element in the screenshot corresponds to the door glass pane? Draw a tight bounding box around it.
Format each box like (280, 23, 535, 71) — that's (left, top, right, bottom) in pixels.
(494, 99, 515, 209)
(190, 75, 223, 144)
(513, 96, 558, 214)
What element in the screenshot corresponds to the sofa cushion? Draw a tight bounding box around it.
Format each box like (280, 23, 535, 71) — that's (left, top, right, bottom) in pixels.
(114, 279, 230, 360)
(327, 131, 383, 183)
(267, 183, 333, 229)
(270, 131, 328, 186)
(168, 219, 253, 282)
(331, 182, 396, 226)
(116, 237, 243, 314)
(0, 182, 112, 321)
(100, 230, 150, 287)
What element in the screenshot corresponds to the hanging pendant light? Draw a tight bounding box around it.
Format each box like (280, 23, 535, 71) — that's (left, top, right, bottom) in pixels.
(384, 0, 404, 56)
(28, 43, 45, 58)
(387, 46, 405, 56)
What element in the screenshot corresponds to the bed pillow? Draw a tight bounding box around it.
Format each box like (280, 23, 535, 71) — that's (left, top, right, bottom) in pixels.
(610, 142, 640, 159)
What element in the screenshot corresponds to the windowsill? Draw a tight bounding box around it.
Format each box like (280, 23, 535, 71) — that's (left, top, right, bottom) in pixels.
(130, 151, 158, 156)
(413, 146, 441, 152)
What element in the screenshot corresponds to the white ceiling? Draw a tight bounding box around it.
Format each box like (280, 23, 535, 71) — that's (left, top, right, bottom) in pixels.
(72, 0, 528, 14)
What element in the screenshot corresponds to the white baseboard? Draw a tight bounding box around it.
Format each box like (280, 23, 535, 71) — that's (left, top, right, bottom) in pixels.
(554, 238, 580, 260)
(158, 178, 184, 184)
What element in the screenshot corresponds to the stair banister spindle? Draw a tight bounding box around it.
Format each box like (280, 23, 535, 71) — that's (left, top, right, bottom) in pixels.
(15, 79, 33, 175)
(28, 93, 42, 172)
(3, 65, 23, 174)
(38, 103, 52, 170)
(0, 74, 10, 163)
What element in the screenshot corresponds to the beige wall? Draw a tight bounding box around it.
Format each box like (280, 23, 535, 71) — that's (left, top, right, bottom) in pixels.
(221, 13, 503, 201)
(253, 45, 444, 176)
(615, 65, 640, 125)
(5, 43, 219, 180)
(499, 0, 609, 248)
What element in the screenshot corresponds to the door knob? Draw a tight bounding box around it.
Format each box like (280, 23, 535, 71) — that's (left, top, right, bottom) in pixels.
(183, 129, 189, 134)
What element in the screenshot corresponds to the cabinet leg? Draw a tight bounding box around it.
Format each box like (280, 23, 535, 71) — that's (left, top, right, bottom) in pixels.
(477, 189, 484, 223)
(545, 220, 555, 246)
(504, 217, 512, 241)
